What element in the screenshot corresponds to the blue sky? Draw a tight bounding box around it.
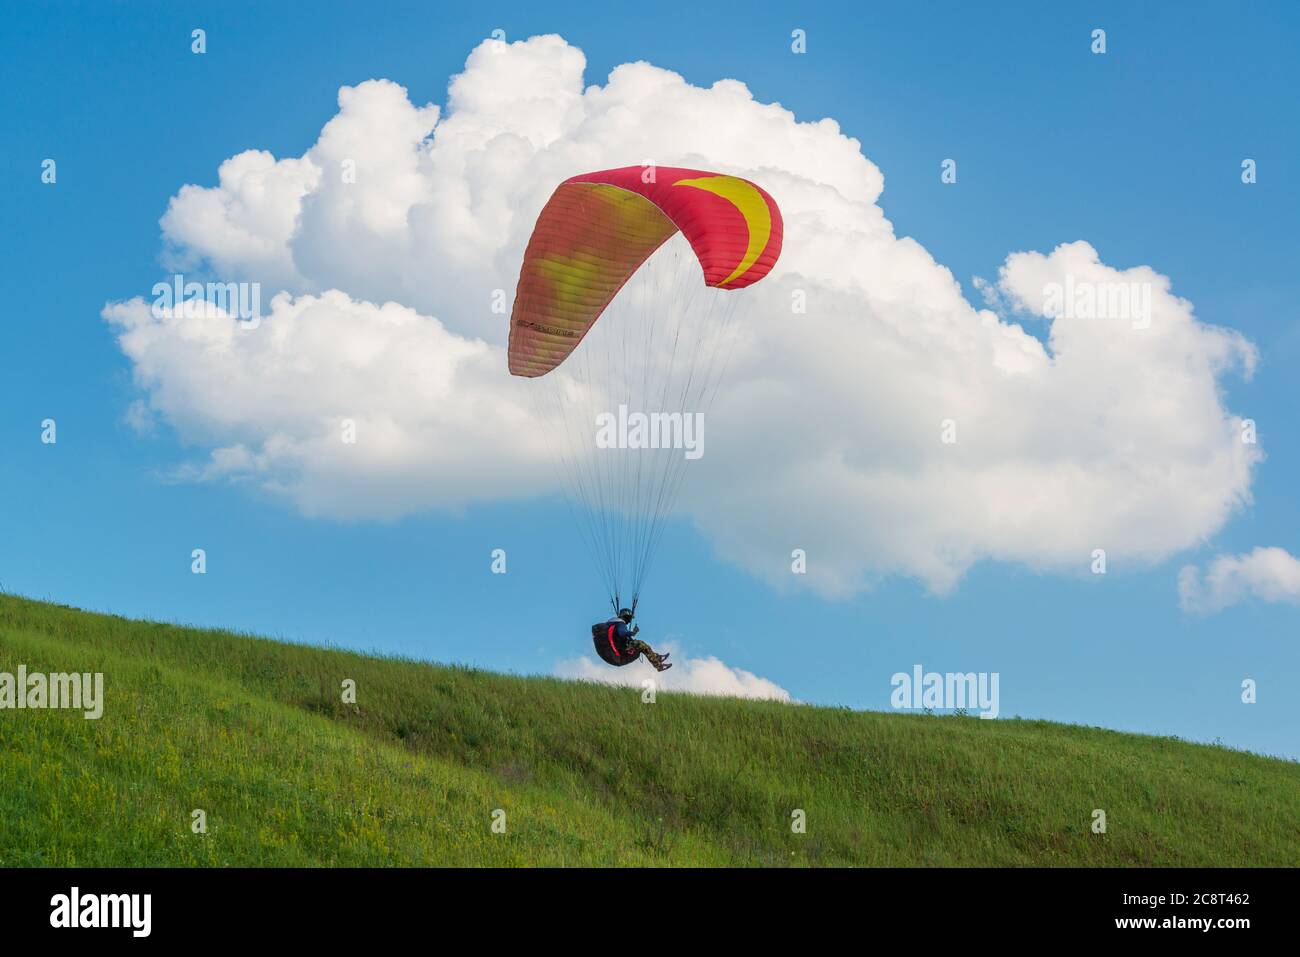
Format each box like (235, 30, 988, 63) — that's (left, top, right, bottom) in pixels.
(2, 1, 1297, 758)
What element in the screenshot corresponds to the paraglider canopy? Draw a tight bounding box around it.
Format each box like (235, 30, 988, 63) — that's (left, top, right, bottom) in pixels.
(508, 166, 783, 378)
(507, 165, 783, 612)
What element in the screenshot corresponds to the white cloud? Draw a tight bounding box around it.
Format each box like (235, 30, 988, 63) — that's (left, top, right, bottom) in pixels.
(1178, 547, 1300, 614)
(161, 150, 322, 293)
(555, 643, 793, 701)
(106, 33, 1262, 594)
(103, 292, 545, 518)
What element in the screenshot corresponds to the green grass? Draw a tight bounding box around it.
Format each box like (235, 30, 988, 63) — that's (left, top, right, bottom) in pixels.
(0, 593, 1295, 866)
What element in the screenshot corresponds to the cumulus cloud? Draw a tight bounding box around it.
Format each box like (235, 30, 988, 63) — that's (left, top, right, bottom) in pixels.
(555, 643, 792, 701)
(1178, 547, 1300, 614)
(105, 33, 1262, 594)
(103, 292, 545, 517)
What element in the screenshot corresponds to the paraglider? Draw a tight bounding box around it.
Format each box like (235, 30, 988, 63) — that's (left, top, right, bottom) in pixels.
(592, 608, 671, 671)
(507, 165, 783, 662)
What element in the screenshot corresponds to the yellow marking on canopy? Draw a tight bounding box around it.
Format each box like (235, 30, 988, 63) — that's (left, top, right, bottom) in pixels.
(672, 175, 772, 287)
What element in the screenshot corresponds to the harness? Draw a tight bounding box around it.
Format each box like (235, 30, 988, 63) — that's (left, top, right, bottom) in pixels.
(593, 619, 638, 666)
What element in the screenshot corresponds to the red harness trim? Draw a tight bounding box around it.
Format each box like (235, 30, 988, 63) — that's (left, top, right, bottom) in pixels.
(607, 624, 621, 660)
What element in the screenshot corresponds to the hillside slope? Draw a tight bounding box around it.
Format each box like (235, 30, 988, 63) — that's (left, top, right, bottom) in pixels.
(0, 594, 1295, 866)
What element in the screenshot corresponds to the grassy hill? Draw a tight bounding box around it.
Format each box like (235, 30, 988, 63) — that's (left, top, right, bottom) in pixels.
(0, 593, 1295, 866)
